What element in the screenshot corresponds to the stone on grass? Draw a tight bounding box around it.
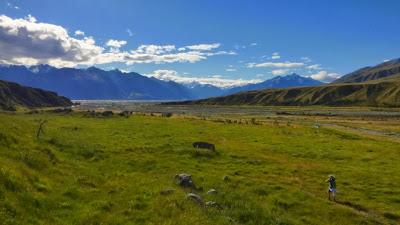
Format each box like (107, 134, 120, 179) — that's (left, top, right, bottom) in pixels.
(175, 173, 195, 188)
(186, 193, 204, 206)
(207, 189, 218, 195)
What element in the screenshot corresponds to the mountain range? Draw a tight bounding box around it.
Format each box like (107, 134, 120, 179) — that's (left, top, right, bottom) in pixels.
(0, 65, 322, 100)
(180, 58, 400, 107)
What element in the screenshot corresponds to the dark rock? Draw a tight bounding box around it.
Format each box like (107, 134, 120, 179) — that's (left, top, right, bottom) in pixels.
(192, 142, 216, 152)
(175, 173, 195, 188)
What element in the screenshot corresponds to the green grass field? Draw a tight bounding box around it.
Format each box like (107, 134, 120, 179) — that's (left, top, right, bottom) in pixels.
(0, 111, 399, 224)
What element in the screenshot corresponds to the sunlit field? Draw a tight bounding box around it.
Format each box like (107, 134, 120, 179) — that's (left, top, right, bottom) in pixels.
(1, 108, 399, 225)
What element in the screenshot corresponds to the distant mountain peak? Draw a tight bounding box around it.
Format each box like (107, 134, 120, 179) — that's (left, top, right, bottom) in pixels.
(29, 64, 55, 73)
(86, 66, 103, 72)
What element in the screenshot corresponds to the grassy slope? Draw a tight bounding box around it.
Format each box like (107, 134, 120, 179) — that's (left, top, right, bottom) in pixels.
(333, 59, 400, 84)
(0, 112, 399, 224)
(177, 59, 400, 107)
(0, 80, 72, 110)
(184, 77, 400, 107)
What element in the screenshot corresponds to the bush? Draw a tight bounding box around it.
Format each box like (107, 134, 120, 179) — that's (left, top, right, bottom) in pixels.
(161, 112, 173, 117)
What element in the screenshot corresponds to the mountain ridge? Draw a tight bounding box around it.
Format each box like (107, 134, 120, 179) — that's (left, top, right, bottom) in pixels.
(225, 73, 323, 95)
(0, 79, 72, 110)
(333, 58, 400, 84)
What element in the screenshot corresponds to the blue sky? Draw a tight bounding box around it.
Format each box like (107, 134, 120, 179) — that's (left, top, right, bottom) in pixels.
(1, 0, 399, 86)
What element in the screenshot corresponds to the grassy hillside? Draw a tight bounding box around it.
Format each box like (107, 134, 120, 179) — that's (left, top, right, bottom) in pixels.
(0, 111, 399, 224)
(181, 77, 400, 107)
(0, 80, 72, 110)
(333, 58, 400, 84)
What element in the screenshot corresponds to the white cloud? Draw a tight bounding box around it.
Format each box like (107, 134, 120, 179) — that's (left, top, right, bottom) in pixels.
(0, 14, 103, 67)
(255, 74, 265, 77)
(307, 64, 322, 70)
(271, 69, 289, 75)
(0, 15, 232, 67)
(106, 39, 127, 48)
(25, 14, 37, 23)
(185, 43, 220, 51)
(247, 61, 304, 68)
(74, 30, 85, 36)
(147, 70, 261, 88)
(226, 68, 237, 72)
(309, 71, 340, 82)
(105, 39, 127, 53)
(249, 43, 257, 46)
(126, 28, 134, 37)
(271, 52, 280, 59)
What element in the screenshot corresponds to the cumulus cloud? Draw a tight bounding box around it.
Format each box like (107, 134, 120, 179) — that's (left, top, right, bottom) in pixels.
(74, 30, 85, 36)
(309, 71, 340, 82)
(147, 70, 261, 88)
(271, 52, 280, 59)
(247, 61, 304, 68)
(105, 39, 127, 53)
(226, 68, 237, 72)
(0, 15, 232, 67)
(0, 14, 103, 67)
(271, 69, 289, 75)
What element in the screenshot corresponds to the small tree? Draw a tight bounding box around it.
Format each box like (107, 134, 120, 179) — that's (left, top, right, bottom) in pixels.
(36, 119, 47, 139)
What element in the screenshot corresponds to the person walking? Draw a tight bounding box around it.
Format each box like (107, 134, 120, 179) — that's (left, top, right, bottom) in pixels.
(326, 175, 337, 201)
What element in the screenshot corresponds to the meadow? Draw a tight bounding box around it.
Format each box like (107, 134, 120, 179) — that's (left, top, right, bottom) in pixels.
(0, 107, 399, 224)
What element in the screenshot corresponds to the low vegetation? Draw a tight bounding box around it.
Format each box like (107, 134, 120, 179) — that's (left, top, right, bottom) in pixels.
(0, 110, 399, 224)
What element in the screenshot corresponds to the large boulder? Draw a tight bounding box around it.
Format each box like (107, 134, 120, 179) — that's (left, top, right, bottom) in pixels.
(175, 173, 195, 188)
